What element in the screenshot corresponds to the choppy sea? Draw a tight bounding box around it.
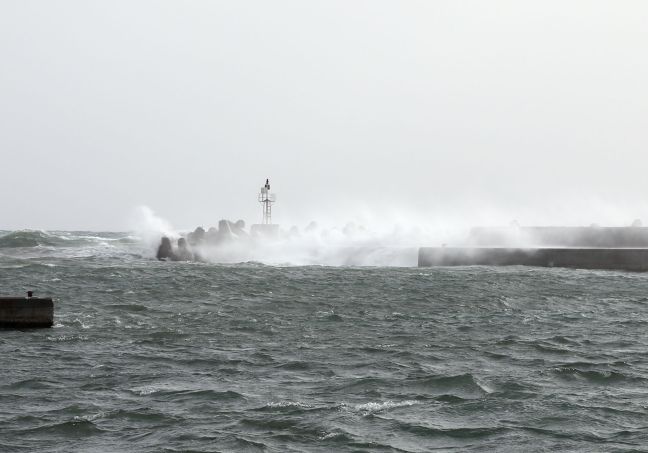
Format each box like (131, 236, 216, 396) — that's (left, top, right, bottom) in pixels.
(1, 230, 648, 452)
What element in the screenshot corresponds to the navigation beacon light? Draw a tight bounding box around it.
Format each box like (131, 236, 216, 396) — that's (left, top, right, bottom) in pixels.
(258, 179, 276, 225)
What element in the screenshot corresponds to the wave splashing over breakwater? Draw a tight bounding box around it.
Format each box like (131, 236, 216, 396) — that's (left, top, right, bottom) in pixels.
(2, 231, 648, 451)
(132, 207, 451, 267)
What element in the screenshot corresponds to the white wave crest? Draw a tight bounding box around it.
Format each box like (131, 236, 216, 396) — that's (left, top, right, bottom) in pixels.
(353, 400, 420, 413)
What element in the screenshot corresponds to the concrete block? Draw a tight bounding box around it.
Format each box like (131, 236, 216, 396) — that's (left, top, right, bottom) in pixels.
(0, 297, 54, 328)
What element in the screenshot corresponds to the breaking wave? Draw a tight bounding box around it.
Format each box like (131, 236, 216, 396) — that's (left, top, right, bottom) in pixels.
(130, 207, 452, 266)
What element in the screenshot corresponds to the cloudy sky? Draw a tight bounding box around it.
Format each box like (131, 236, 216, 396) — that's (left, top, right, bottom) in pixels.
(1, 1, 647, 231)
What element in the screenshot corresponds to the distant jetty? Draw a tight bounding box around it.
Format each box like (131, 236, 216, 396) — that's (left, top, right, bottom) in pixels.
(419, 226, 648, 271)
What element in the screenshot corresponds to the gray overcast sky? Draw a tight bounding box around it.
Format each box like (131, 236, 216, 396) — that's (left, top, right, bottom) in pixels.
(1, 1, 647, 231)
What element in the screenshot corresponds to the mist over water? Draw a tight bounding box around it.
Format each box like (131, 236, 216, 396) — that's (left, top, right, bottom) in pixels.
(2, 200, 647, 270)
(131, 205, 648, 267)
(131, 206, 449, 267)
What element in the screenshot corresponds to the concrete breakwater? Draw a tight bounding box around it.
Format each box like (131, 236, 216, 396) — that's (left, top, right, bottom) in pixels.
(0, 297, 54, 328)
(418, 247, 648, 272)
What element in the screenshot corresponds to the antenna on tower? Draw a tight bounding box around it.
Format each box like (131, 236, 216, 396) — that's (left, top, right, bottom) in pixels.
(258, 178, 276, 224)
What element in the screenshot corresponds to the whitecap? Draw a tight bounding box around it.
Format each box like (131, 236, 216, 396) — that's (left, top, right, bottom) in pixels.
(74, 411, 106, 422)
(265, 401, 313, 409)
(353, 400, 419, 413)
(131, 386, 160, 396)
(47, 335, 88, 342)
(319, 432, 344, 440)
(376, 343, 396, 348)
(474, 377, 494, 394)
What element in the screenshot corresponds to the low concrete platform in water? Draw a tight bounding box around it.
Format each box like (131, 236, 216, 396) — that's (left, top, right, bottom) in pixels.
(418, 247, 648, 272)
(0, 297, 54, 328)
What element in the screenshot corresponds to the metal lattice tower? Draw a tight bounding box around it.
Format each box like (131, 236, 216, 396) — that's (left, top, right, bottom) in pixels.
(258, 179, 276, 224)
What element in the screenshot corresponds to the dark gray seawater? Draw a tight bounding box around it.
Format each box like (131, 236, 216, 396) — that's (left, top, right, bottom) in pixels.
(2, 230, 648, 452)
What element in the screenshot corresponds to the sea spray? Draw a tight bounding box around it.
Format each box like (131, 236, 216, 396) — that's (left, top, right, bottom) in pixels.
(132, 205, 468, 266)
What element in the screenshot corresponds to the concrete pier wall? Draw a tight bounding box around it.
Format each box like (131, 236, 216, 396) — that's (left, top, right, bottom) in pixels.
(0, 297, 54, 328)
(418, 247, 648, 272)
